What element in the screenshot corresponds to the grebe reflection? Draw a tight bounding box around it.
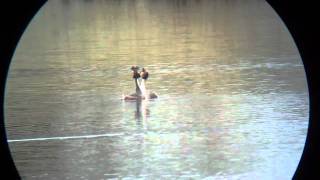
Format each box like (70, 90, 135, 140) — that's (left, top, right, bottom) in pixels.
(134, 98, 150, 128)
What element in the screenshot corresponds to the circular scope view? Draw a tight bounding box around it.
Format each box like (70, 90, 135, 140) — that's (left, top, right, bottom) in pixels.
(5, 0, 308, 179)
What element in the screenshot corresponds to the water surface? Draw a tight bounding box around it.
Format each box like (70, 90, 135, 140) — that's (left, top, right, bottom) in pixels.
(5, 0, 308, 179)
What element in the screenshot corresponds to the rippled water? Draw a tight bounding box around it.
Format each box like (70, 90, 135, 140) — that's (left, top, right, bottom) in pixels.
(5, 0, 308, 179)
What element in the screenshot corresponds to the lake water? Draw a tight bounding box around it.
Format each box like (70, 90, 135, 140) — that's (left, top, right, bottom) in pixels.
(5, 0, 309, 179)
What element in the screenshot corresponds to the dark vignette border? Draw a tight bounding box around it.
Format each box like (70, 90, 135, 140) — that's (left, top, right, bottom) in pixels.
(0, 1, 47, 179)
(265, 0, 320, 179)
(0, 0, 318, 179)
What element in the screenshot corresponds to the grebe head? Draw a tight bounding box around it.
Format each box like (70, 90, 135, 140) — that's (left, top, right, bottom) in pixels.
(131, 65, 139, 71)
